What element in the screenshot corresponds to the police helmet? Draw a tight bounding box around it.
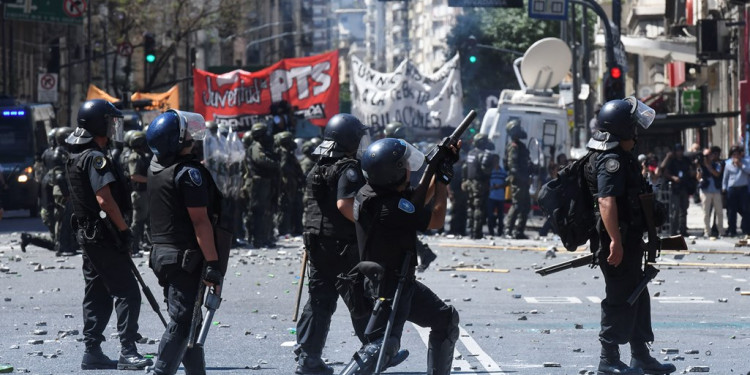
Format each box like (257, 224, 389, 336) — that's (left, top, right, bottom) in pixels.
(54, 127, 73, 146)
(242, 131, 254, 148)
(384, 122, 407, 140)
(316, 114, 369, 157)
(129, 130, 147, 149)
(206, 121, 218, 134)
(274, 131, 296, 150)
(473, 133, 495, 151)
(361, 138, 425, 188)
(596, 97, 656, 140)
(146, 110, 206, 162)
(76, 99, 124, 142)
(506, 120, 527, 141)
(47, 129, 57, 147)
(250, 122, 268, 141)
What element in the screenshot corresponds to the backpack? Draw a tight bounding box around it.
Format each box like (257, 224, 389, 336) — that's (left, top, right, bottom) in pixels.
(537, 152, 596, 251)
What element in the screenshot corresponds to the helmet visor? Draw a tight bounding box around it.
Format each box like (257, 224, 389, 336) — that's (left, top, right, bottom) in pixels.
(356, 133, 372, 159)
(626, 96, 656, 129)
(402, 140, 425, 171)
(170, 110, 207, 142)
(108, 116, 124, 143)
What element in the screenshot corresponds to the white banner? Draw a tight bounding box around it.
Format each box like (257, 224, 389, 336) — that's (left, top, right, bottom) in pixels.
(350, 54, 463, 129)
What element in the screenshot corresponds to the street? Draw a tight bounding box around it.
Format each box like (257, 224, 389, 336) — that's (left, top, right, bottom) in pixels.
(1, 208, 750, 374)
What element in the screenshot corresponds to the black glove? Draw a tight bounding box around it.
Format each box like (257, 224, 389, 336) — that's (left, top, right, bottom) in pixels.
(118, 228, 134, 253)
(436, 160, 454, 185)
(439, 144, 460, 166)
(204, 260, 223, 286)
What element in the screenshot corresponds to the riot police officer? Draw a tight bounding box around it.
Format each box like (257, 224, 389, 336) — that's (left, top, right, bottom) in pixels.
(146, 110, 224, 375)
(299, 137, 322, 176)
(503, 120, 531, 239)
(383, 121, 409, 140)
(52, 127, 76, 255)
(345, 138, 460, 375)
(247, 122, 280, 248)
(463, 133, 495, 239)
(294, 114, 374, 375)
(275, 131, 305, 236)
(127, 131, 151, 255)
(64, 99, 151, 370)
(584, 98, 675, 375)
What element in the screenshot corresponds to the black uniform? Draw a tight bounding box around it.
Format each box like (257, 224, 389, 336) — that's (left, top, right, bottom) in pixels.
(66, 146, 142, 351)
(584, 148, 654, 349)
(354, 184, 459, 374)
(149, 154, 222, 375)
(295, 156, 369, 368)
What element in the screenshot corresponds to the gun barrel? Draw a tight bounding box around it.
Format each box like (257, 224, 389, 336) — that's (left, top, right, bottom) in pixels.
(196, 309, 216, 347)
(450, 110, 476, 142)
(626, 265, 659, 305)
(535, 254, 594, 276)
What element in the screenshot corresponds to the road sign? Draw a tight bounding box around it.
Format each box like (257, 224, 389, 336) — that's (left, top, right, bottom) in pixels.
(37, 73, 58, 103)
(528, 0, 568, 20)
(117, 42, 133, 58)
(682, 89, 702, 114)
(448, 0, 523, 7)
(5, 0, 86, 25)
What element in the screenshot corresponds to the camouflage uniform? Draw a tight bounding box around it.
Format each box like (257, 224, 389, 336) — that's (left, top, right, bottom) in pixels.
(248, 123, 281, 247)
(274, 132, 306, 236)
(462, 134, 495, 239)
(503, 120, 531, 239)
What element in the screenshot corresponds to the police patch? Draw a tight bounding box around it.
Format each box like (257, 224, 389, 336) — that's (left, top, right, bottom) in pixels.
(605, 158, 620, 173)
(93, 155, 107, 170)
(345, 168, 358, 183)
(398, 198, 415, 214)
(188, 168, 203, 186)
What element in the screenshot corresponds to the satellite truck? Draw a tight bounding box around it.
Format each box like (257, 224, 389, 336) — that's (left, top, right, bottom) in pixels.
(479, 37, 574, 175)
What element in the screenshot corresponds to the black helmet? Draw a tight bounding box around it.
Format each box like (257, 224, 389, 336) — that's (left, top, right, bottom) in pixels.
(54, 127, 73, 146)
(361, 138, 425, 188)
(250, 123, 268, 141)
(76, 99, 124, 141)
(274, 131, 296, 150)
(129, 130, 146, 149)
(596, 99, 638, 140)
(242, 131, 254, 148)
(473, 133, 495, 151)
(384, 122, 407, 140)
(505, 119, 527, 141)
(317, 114, 369, 157)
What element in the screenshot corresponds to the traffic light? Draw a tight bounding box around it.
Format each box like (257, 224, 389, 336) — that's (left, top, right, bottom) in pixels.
(603, 65, 625, 102)
(144, 33, 156, 63)
(467, 35, 478, 64)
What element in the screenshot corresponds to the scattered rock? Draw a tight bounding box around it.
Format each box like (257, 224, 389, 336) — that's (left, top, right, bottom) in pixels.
(543, 362, 561, 367)
(684, 349, 699, 354)
(718, 298, 728, 303)
(32, 330, 47, 335)
(518, 315, 527, 321)
(35, 322, 46, 327)
(462, 297, 472, 302)
(660, 348, 679, 354)
(64, 313, 74, 318)
(574, 323, 583, 329)
(540, 329, 550, 334)
(27, 339, 44, 345)
(686, 366, 710, 372)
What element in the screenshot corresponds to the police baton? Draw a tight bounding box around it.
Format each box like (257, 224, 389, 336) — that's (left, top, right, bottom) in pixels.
(292, 250, 308, 322)
(99, 211, 167, 328)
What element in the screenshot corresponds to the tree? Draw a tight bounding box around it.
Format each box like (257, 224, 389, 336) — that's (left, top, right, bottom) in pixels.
(447, 5, 594, 111)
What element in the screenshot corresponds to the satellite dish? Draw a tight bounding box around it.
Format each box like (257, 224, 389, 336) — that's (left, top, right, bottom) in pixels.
(520, 38, 572, 91)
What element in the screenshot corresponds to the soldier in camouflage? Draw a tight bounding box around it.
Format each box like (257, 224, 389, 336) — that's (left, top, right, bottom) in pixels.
(503, 120, 531, 240)
(462, 133, 495, 239)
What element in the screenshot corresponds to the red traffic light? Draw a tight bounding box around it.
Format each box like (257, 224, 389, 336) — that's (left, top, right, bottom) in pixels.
(610, 66, 622, 79)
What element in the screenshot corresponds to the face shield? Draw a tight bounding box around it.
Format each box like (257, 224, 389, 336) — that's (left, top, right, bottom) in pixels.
(107, 116, 124, 143)
(625, 96, 656, 130)
(356, 132, 372, 159)
(169, 110, 207, 143)
(400, 140, 425, 171)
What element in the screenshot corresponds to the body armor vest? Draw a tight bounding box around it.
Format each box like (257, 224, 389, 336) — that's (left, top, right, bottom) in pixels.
(303, 157, 360, 240)
(149, 157, 222, 250)
(66, 147, 128, 219)
(465, 148, 490, 180)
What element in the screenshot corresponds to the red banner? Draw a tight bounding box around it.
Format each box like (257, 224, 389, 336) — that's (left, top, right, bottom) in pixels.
(193, 50, 339, 129)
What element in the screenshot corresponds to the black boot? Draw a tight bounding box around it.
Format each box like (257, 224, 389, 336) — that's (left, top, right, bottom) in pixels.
(630, 342, 676, 374)
(295, 355, 333, 375)
(417, 242, 437, 272)
(117, 342, 153, 370)
(598, 344, 643, 375)
(20, 233, 30, 252)
(81, 344, 117, 370)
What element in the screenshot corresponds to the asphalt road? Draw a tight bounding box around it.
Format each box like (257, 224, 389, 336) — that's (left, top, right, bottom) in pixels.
(1, 210, 750, 374)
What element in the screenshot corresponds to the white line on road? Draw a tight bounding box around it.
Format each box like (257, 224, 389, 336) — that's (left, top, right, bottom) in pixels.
(458, 326, 503, 373)
(654, 296, 714, 304)
(722, 275, 733, 279)
(524, 296, 582, 304)
(735, 278, 747, 282)
(413, 324, 473, 372)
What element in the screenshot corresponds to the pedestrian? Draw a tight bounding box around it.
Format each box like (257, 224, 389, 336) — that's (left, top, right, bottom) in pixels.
(127, 130, 151, 256)
(721, 145, 750, 237)
(697, 146, 724, 237)
(504, 120, 532, 239)
(660, 144, 694, 236)
(275, 131, 305, 236)
(487, 153, 506, 237)
(463, 133, 495, 239)
(247, 122, 280, 248)
(343, 137, 460, 374)
(64, 99, 151, 370)
(145, 110, 225, 375)
(294, 114, 393, 375)
(583, 97, 676, 375)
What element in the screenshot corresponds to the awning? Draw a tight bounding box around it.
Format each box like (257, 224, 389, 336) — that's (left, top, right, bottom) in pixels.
(595, 35, 698, 64)
(643, 112, 739, 133)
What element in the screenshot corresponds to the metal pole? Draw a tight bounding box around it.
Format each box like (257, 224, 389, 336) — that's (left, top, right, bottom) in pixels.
(569, 0, 617, 70)
(103, 15, 109, 93)
(404, 0, 410, 62)
(570, 3, 582, 146)
(1, 5, 6, 95)
(9, 20, 13, 97)
(581, 7, 592, 128)
(67, 26, 72, 126)
(86, 1, 91, 89)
